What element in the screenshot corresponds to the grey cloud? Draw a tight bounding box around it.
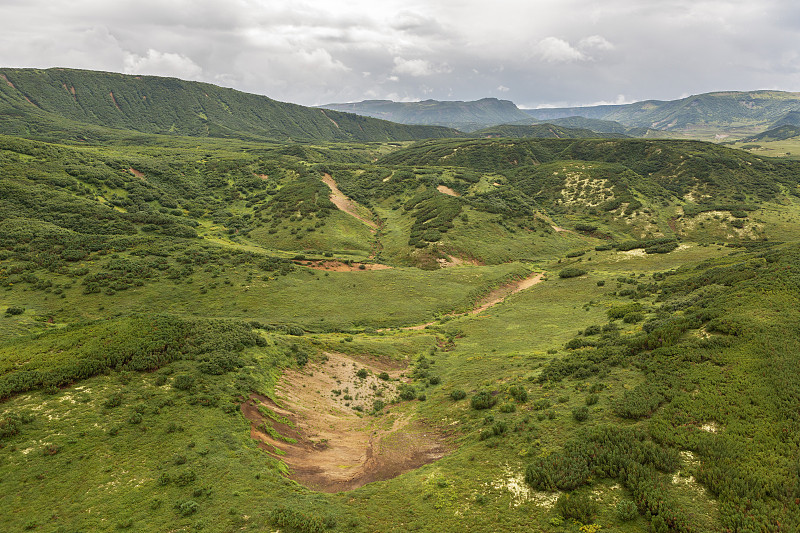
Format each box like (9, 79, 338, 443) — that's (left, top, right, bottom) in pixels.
(1, 0, 800, 107)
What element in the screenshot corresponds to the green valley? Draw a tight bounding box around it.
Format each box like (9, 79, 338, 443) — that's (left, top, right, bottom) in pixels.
(1, 69, 800, 533)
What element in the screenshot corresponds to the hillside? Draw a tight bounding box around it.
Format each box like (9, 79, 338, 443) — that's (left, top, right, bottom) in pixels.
(523, 90, 800, 135)
(0, 68, 461, 142)
(740, 124, 800, 142)
(318, 98, 531, 132)
(471, 123, 628, 139)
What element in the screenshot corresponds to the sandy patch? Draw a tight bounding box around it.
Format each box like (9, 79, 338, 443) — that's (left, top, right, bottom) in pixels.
(322, 174, 378, 230)
(298, 260, 392, 272)
(243, 352, 447, 492)
(700, 422, 720, 433)
(436, 185, 460, 197)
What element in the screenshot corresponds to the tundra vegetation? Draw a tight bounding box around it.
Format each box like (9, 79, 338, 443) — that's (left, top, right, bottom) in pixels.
(1, 69, 800, 532)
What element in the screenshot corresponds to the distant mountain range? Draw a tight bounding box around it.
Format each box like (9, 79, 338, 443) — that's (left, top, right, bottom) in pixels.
(318, 98, 531, 132)
(0, 68, 461, 143)
(322, 91, 800, 138)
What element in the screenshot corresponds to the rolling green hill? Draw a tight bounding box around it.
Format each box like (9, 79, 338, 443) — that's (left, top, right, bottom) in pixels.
(0, 68, 461, 143)
(471, 123, 628, 139)
(740, 124, 800, 142)
(318, 98, 532, 132)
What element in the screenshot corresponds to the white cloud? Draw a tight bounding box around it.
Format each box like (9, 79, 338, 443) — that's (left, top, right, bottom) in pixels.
(534, 37, 586, 63)
(497, 85, 509, 92)
(392, 57, 451, 77)
(579, 35, 614, 51)
(123, 49, 203, 79)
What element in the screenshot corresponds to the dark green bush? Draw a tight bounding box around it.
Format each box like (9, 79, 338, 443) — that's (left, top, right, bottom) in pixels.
(555, 493, 597, 524)
(470, 391, 497, 410)
(4, 306, 24, 316)
(450, 389, 466, 401)
(572, 406, 589, 422)
(172, 374, 195, 391)
(616, 499, 638, 522)
(558, 267, 587, 279)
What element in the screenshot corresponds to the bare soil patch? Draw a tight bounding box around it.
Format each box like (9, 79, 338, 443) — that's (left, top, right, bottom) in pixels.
(322, 173, 378, 230)
(128, 168, 145, 179)
(298, 260, 392, 272)
(436, 185, 460, 197)
(243, 352, 448, 492)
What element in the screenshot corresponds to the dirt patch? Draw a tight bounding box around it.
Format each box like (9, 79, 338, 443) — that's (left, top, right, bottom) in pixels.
(298, 260, 392, 272)
(436, 185, 460, 197)
(128, 168, 145, 179)
(243, 352, 448, 492)
(0, 73, 14, 88)
(472, 272, 545, 314)
(396, 271, 544, 330)
(436, 255, 482, 268)
(322, 174, 378, 230)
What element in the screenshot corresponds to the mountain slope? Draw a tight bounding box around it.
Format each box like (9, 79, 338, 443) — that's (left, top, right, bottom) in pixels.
(0, 68, 461, 142)
(318, 98, 532, 132)
(523, 90, 800, 133)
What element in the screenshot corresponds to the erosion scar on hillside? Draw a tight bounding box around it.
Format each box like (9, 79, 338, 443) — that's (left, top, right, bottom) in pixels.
(321, 173, 379, 230)
(242, 352, 448, 492)
(400, 271, 545, 331)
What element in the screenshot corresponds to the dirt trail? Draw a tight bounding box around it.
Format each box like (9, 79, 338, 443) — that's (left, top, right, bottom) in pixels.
(322, 174, 378, 230)
(398, 271, 545, 331)
(243, 352, 448, 492)
(436, 185, 460, 197)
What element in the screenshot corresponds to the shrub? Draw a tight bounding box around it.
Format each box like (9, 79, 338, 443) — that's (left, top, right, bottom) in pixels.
(356, 368, 368, 379)
(4, 306, 24, 316)
(450, 389, 466, 401)
(566, 250, 586, 258)
(555, 493, 597, 523)
(622, 312, 644, 324)
(499, 403, 516, 413)
(175, 470, 197, 486)
(572, 406, 589, 422)
(428, 375, 441, 385)
(586, 394, 599, 406)
(508, 385, 528, 402)
(471, 391, 497, 410)
(177, 500, 199, 516)
(596, 280, 606, 286)
(378, 372, 390, 381)
(558, 267, 587, 279)
(172, 374, 195, 391)
(575, 224, 598, 232)
(616, 499, 638, 522)
(398, 385, 417, 401)
(103, 393, 124, 409)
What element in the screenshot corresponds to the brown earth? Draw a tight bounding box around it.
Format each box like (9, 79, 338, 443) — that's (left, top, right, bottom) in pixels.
(128, 168, 145, 179)
(242, 352, 448, 492)
(298, 260, 392, 272)
(436, 185, 460, 197)
(322, 173, 378, 230)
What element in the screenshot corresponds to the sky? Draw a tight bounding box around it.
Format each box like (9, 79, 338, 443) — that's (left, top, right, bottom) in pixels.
(2, 0, 800, 108)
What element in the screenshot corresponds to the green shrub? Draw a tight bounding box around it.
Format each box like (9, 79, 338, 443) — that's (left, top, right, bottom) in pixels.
(172, 374, 195, 391)
(470, 391, 497, 410)
(508, 385, 528, 402)
(428, 375, 441, 385)
(378, 372, 390, 381)
(558, 267, 587, 279)
(622, 312, 644, 324)
(177, 500, 198, 516)
(572, 406, 589, 422)
(499, 402, 516, 413)
(356, 368, 368, 379)
(450, 389, 466, 401)
(555, 493, 597, 523)
(4, 306, 24, 316)
(566, 250, 586, 258)
(586, 394, 599, 406)
(398, 385, 417, 401)
(616, 499, 638, 522)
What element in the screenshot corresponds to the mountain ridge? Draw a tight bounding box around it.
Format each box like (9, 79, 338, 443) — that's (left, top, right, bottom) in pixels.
(0, 67, 462, 143)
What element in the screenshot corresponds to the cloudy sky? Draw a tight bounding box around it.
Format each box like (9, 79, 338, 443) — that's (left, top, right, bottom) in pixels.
(3, 0, 800, 108)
